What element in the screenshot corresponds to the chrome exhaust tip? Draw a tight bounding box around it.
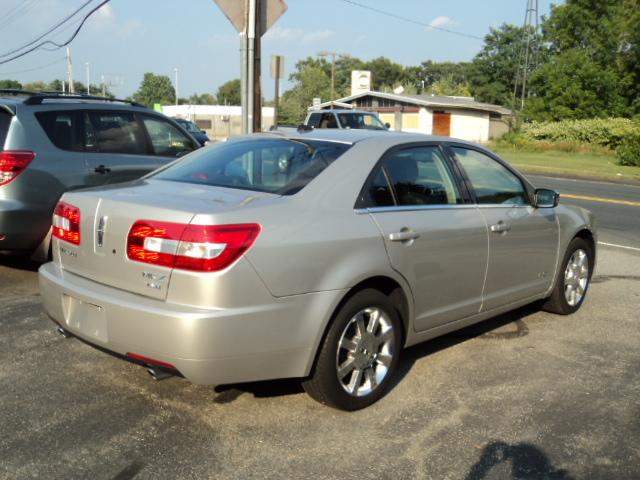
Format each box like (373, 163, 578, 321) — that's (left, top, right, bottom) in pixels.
(57, 326, 71, 338)
(147, 367, 173, 381)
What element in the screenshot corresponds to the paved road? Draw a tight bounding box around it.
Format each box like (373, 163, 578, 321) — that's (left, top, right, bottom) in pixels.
(1, 245, 639, 479)
(527, 175, 640, 249)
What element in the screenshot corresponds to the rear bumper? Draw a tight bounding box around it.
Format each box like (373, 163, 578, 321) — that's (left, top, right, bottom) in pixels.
(39, 262, 345, 385)
(0, 198, 50, 252)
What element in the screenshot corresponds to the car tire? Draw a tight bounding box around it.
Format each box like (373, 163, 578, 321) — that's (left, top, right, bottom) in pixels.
(542, 237, 593, 315)
(302, 288, 402, 411)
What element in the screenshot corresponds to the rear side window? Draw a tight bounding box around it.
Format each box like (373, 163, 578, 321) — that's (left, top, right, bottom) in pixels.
(153, 138, 352, 195)
(35, 111, 83, 151)
(86, 111, 146, 155)
(368, 146, 462, 207)
(140, 115, 195, 157)
(0, 111, 10, 148)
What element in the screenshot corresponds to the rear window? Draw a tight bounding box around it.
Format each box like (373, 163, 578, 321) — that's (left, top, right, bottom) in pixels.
(86, 111, 147, 155)
(152, 138, 352, 195)
(0, 111, 13, 148)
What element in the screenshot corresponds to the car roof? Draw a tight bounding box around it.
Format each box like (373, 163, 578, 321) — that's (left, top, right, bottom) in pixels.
(264, 127, 477, 147)
(309, 109, 377, 114)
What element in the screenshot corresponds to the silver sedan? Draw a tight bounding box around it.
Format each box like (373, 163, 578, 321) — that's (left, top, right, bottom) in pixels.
(39, 130, 596, 410)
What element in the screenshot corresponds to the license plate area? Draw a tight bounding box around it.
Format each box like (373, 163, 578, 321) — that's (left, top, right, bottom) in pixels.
(62, 295, 108, 342)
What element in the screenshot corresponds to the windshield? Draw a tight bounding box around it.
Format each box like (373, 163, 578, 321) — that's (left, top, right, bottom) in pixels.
(338, 113, 386, 130)
(152, 138, 352, 195)
(176, 120, 201, 134)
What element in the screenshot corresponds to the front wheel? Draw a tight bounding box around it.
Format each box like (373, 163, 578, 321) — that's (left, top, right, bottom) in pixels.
(303, 289, 402, 411)
(543, 237, 593, 315)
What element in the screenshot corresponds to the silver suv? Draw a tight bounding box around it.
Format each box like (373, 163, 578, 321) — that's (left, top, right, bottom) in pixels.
(0, 90, 199, 260)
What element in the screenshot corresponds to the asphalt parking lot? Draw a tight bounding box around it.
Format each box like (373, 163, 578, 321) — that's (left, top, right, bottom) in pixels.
(1, 242, 639, 479)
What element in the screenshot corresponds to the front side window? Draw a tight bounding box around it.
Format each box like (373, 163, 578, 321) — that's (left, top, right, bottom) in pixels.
(152, 138, 351, 195)
(35, 111, 83, 151)
(318, 113, 338, 128)
(452, 147, 527, 205)
(371, 146, 462, 206)
(87, 111, 146, 155)
(141, 115, 195, 157)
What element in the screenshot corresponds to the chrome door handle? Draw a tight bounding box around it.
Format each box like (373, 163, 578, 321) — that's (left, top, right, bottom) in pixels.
(490, 222, 511, 233)
(389, 230, 420, 242)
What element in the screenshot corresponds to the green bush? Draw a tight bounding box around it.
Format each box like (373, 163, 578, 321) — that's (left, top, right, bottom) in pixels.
(616, 134, 640, 166)
(521, 118, 640, 149)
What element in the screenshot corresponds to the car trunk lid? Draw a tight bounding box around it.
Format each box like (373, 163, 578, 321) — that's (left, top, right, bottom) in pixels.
(56, 179, 276, 300)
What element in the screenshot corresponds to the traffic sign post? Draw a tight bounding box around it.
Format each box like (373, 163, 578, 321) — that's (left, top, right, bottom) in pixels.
(214, 0, 287, 134)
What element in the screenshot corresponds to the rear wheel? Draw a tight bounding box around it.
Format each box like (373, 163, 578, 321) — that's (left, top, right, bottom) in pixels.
(303, 289, 402, 410)
(543, 237, 593, 315)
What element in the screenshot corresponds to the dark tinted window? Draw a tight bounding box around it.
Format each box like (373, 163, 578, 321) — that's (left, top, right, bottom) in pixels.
(307, 113, 322, 128)
(367, 168, 395, 207)
(383, 146, 461, 205)
(36, 111, 83, 151)
(0, 111, 10, 148)
(141, 115, 195, 157)
(452, 147, 527, 205)
(87, 111, 146, 154)
(153, 138, 351, 195)
(318, 113, 338, 128)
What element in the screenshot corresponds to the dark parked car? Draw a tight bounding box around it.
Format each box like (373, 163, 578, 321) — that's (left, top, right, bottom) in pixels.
(0, 90, 199, 260)
(173, 118, 211, 146)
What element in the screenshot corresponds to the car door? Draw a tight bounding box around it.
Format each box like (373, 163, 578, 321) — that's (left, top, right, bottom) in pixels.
(82, 110, 164, 186)
(363, 144, 488, 332)
(449, 145, 559, 310)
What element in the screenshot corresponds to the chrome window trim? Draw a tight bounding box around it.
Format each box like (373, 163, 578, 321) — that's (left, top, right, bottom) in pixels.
(354, 203, 534, 215)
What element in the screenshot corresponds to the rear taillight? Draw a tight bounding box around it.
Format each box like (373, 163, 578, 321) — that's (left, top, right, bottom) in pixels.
(52, 201, 81, 245)
(0, 150, 35, 186)
(127, 221, 261, 272)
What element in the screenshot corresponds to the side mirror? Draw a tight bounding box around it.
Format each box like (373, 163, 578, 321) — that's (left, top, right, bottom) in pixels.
(385, 122, 391, 129)
(201, 130, 207, 134)
(533, 188, 559, 208)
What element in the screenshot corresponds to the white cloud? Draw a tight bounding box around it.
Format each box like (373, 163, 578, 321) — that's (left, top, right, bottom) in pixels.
(427, 16, 453, 30)
(97, 3, 114, 19)
(264, 27, 335, 44)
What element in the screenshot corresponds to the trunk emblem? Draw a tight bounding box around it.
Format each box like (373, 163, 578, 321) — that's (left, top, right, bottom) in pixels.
(97, 216, 108, 247)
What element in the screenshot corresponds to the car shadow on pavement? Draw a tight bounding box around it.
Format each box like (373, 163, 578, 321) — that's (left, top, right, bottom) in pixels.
(213, 302, 543, 404)
(465, 441, 574, 479)
(0, 254, 41, 272)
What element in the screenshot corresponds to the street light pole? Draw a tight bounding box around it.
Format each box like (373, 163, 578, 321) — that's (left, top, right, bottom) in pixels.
(174, 68, 179, 106)
(85, 62, 90, 95)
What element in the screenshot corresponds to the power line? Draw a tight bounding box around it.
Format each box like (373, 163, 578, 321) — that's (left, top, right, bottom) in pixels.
(0, 0, 111, 66)
(0, 0, 39, 31)
(0, 0, 95, 59)
(0, 56, 66, 76)
(338, 0, 484, 41)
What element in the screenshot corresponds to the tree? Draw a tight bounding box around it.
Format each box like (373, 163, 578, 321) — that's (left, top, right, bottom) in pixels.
(364, 57, 405, 91)
(188, 93, 216, 105)
(0, 79, 22, 90)
(468, 24, 531, 107)
(132, 73, 175, 107)
(216, 79, 241, 105)
(278, 59, 331, 124)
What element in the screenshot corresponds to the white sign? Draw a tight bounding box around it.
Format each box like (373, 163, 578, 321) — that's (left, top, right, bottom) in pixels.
(351, 70, 371, 96)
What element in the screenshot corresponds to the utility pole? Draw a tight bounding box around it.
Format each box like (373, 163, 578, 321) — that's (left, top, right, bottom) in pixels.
(101, 75, 106, 97)
(174, 67, 179, 105)
(271, 55, 284, 128)
(66, 47, 74, 94)
(513, 0, 539, 111)
(319, 51, 349, 104)
(252, 0, 262, 132)
(85, 62, 90, 95)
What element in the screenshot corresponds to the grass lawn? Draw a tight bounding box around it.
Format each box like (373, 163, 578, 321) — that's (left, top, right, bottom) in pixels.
(492, 148, 640, 183)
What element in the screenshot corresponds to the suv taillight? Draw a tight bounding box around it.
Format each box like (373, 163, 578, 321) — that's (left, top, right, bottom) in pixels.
(127, 221, 261, 272)
(0, 150, 35, 186)
(52, 201, 81, 245)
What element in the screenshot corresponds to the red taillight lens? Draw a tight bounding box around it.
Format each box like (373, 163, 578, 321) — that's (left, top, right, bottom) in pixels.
(127, 221, 261, 272)
(52, 201, 81, 245)
(0, 150, 35, 186)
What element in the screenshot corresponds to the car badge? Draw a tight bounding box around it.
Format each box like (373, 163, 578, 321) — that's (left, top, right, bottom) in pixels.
(97, 216, 108, 247)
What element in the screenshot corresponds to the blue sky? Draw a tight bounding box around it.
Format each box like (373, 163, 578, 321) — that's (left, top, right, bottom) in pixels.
(0, 0, 559, 99)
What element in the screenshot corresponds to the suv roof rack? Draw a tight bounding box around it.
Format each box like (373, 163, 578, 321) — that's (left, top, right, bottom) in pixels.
(0, 89, 39, 97)
(19, 91, 146, 108)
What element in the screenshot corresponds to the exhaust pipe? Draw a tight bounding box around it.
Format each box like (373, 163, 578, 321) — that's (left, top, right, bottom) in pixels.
(57, 326, 71, 338)
(147, 367, 173, 381)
